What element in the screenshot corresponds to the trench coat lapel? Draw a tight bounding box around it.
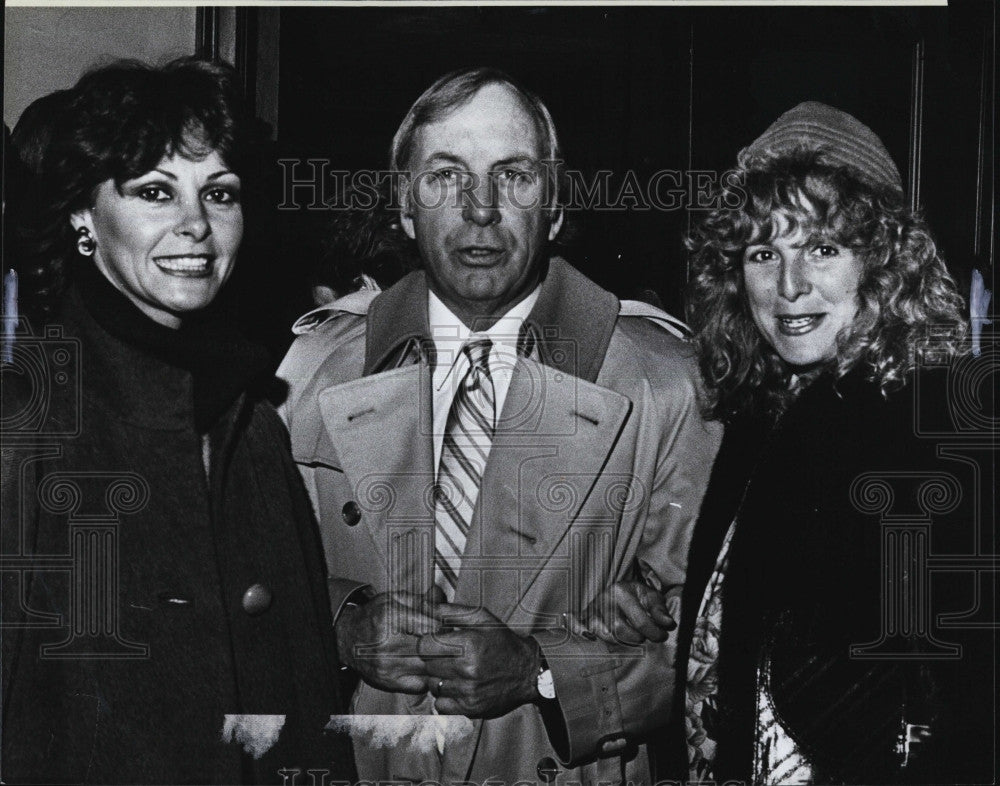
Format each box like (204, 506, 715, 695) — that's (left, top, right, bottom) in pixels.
(453, 356, 632, 618)
(318, 363, 435, 592)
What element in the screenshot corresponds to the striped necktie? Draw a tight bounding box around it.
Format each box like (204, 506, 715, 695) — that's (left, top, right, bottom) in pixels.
(433, 338, 496, 601)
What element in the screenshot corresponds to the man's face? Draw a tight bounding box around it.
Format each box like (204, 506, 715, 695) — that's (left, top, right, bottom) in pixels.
(401, 83, 563, 326)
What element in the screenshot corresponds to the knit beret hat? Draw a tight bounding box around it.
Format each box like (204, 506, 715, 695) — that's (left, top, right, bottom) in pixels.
(738, 101, 904, 195)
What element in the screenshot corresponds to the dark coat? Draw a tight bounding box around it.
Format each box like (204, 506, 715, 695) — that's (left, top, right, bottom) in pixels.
(674, 366, 996, 784)
(1, 283, 354, 784)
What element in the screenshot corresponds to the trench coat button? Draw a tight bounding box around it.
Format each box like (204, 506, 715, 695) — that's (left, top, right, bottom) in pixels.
(537, 756, 559, 782)
(342, 501, 361, 527)
(241, 583, 272, 615)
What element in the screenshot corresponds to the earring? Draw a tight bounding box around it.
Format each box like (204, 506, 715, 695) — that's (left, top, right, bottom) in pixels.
(76, 227, 95, 257)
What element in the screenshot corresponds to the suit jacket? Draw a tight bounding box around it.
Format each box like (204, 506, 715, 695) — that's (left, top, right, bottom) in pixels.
(278, 258, 722, 785)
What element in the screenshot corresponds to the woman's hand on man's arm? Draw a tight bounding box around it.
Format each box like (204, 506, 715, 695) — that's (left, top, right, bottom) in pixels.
(564, 581, 676, 646)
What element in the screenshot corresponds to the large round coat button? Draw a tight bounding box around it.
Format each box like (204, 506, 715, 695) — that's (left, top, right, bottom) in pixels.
(241, 583, 272, 615)
(536, 756, 559, 782)
(342, 501, 361, 526)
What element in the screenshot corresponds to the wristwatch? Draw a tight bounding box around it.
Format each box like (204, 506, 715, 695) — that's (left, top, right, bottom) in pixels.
(536, 658, 556, 700)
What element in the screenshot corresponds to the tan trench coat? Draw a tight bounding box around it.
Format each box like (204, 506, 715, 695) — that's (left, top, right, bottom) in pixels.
(278, 259, 721, 785)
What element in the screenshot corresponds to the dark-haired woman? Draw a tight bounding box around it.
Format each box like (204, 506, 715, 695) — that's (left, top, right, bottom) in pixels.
(574, 103, 994, 783)
(2, 58, 353, 784)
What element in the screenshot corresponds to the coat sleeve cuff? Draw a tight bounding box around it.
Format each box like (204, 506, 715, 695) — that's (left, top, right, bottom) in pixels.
(532, 628, 629, 766)
(327, 577, 372, 624)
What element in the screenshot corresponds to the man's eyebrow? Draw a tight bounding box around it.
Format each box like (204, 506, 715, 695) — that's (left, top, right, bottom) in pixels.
(422, 152, 467, 167)
(491, 155, 540, 169)
(420, 153, 541, 169)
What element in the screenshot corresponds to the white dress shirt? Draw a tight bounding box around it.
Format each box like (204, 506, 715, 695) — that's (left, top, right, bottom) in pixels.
(427, 287, 540, 475)
(425, 287, 541, 749)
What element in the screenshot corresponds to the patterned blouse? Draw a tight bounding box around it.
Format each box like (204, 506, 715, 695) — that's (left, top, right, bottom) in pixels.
(685, 520, 814, 785)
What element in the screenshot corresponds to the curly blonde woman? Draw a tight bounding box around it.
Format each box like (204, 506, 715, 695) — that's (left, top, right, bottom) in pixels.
(574, 103, 993, 784)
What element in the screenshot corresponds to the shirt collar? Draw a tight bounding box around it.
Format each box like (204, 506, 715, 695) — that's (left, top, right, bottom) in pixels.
(364, 258, 619, 383)
(427, 286, 540, 353)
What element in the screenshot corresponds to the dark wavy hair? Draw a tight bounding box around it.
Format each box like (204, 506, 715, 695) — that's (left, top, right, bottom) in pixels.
(10, 56, 255, 319)
(686, 150, 967, 421)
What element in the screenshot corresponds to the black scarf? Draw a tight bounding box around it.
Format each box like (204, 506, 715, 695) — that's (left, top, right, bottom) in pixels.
(73, 261, 271, 433)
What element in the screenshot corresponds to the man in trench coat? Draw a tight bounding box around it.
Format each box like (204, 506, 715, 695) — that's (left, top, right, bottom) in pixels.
(278, 67, 721, 785)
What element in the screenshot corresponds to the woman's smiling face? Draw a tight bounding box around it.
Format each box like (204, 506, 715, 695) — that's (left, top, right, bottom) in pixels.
(74, 148, 243, 329)
(742, 212, 865, 369)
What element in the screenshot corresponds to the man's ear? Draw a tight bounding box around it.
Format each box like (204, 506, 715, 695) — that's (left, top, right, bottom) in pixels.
(399, 176, 416, 240)
(547, 205, 564, 242)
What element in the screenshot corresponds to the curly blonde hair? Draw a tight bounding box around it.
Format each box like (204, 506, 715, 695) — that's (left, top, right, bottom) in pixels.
(686, 150, 967, 421)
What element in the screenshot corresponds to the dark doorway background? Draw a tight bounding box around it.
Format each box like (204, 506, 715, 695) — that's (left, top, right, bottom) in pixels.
(233, 3, 995, 360)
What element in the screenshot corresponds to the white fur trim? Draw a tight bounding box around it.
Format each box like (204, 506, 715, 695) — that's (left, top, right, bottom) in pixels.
(221, 714, 286, 759)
